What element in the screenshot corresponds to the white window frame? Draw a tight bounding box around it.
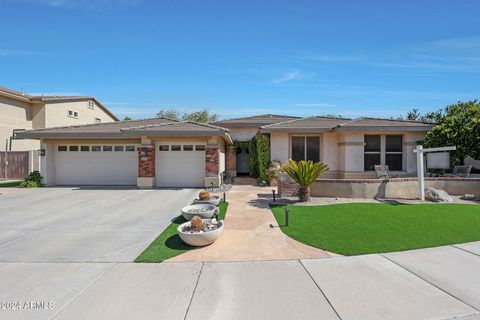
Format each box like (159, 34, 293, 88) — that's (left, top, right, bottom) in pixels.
(88, 101, 95, 109)
(95, 118, 101, 124)
(67, 110, 78, 118)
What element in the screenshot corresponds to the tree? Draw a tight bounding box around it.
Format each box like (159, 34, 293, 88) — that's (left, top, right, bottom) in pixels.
(422, 100, 480, 165)
(283, 160, 329, 202)
(405, 108, 421, 121)
(123, 116, 132, 121)
(156, 108, 219, 123)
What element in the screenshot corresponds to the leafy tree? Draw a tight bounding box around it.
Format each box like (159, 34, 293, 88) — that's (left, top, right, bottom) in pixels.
(156, 109, 181, 120)
(405, 108, 421, 121)
(123, 116, 132, 121)
(156, 108, 219, 123)
(422, 100, 480, 165)
(283, 160, 329, 202)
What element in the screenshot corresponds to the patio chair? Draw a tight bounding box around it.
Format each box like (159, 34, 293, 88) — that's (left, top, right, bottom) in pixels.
(374, 165, 399, 179)
(452, 165, 472, 178)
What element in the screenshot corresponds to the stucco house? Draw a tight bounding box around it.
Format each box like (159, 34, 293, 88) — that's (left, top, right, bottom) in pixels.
(18, 113, 434, 188)
(0, 86, 118, 151)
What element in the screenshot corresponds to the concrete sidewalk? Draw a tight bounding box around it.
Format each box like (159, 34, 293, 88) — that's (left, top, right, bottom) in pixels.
(1, 242, 480, 320)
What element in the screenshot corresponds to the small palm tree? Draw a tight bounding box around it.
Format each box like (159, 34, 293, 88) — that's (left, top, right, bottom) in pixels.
(283, 160, 329, 202)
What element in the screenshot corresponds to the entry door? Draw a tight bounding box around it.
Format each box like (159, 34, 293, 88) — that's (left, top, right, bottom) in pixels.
(236, 146, 249, 173)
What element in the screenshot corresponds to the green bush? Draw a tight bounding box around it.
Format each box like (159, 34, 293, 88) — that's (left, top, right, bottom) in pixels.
(248, 138, 259, 178)
(256, 134, 270, 181)
(20, 171, 43, 188)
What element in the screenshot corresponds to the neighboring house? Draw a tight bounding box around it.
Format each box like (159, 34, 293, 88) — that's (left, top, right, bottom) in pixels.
(214, 114, 299, 174)
(0, 86, 118, 151)
(18, 118, 232, 188)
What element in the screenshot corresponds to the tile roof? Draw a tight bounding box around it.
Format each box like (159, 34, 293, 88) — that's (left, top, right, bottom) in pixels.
(17, 117, 233, 142)
(260, 116, 433, 133)
(214, 114, 300, 126)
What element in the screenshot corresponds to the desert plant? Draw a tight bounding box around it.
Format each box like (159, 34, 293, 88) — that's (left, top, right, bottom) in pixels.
(283, 160, 329, 202)
(20, 171, 43, 188)
(190, 216, 205, 231)
(199, 190, 211, 200)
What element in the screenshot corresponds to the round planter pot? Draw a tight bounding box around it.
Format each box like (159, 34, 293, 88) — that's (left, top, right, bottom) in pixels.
(177, 219, 224, 247)
(181, 204, 218, 220)
(192, 195, 221, 206)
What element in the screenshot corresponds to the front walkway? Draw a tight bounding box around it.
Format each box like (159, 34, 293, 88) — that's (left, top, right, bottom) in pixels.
(168, 182, 330, 262)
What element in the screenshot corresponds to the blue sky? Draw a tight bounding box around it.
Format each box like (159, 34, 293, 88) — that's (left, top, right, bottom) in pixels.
(1, 0, 479, 120)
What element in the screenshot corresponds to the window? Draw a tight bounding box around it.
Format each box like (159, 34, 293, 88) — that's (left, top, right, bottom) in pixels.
(159, 145, 169, 151)
(92, 146, 101, 152)
(364, 135, 403, 171)
(95, 118, 101, 124)
(125, 145, 136, 152)
(88, 101, 95, 109)
(195, 145, 206, 151)
(102, 146, 113, 152)
(171, 145, 181, 151)
(68, 110, 78, 118)
(58, 146, 67, 152)
(69, 145, 79, 152)
(114, 146, 124, 152)
(364, 135, 381, 171)
(183, 145, 193, 151)
(385, 135, 403, 171)
(80, 146, 90, 152)
(291, 136, 320, 162)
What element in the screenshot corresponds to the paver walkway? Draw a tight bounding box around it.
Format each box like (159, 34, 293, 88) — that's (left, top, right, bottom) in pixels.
(169, 183, 330, 262)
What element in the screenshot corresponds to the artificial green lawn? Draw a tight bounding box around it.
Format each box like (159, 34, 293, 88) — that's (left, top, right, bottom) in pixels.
(271, 203, 480, 256)
(135, 201, 228, 263)
(0, 180, 22, 187)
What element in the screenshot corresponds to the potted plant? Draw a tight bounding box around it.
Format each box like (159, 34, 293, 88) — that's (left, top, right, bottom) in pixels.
(266, 160, 284, 186)
(282, 160, 329, 202)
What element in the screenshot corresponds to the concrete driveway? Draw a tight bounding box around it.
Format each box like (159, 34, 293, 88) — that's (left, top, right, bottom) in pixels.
(0, 187, 198, 262)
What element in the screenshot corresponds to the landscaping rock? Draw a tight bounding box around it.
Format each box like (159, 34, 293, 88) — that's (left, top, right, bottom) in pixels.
(460, 194, 478, 201)
(425, 188, 454, 203)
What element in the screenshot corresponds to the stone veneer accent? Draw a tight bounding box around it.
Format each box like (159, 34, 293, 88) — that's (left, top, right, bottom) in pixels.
(225, 145, 236, 177)
(205, 147, 219, 177)
(138, 146, 155, 178)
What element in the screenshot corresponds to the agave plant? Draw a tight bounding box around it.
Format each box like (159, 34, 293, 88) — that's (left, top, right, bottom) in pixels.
(283, 160, 329, 202)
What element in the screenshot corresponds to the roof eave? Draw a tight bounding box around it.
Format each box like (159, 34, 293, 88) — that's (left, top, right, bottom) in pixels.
(333, 126, 434, 132)
(260, 128, 331, 133)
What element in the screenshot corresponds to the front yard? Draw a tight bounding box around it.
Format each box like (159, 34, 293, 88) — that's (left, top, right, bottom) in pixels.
(135, 201, 228, 263)
(271, 203, 480, 256)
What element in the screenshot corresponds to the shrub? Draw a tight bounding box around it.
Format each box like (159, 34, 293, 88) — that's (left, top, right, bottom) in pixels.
(283, 160, 329, 201)
(20, 171, 43, 188)
(256, 134, 270, 181)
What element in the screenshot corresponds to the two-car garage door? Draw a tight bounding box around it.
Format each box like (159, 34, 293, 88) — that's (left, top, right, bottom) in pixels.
(54, 143, 206, 187)
(55, 145, 138, 186)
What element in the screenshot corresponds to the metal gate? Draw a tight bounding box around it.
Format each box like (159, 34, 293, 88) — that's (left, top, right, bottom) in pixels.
(0, 151, 29, 179)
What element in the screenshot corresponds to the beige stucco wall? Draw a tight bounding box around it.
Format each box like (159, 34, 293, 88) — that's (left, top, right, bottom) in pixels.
(228, 127, 258, 141)
(270, 133, 289, 162)
(270, 131, 427, 177)
(0, 96, 40, 151)
(44, 101, 115, 128)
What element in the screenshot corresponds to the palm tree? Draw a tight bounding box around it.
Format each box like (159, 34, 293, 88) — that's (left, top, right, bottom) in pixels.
(283, 160, 329, 202)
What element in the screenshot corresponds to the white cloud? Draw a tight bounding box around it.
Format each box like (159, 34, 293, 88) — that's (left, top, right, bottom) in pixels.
(272, 71, 302, 84)
(298, 52, 359, 62)
(7, 0, 146, 9)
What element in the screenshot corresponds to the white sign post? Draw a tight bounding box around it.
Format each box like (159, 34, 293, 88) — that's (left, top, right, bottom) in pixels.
(413, 145, 456, 201)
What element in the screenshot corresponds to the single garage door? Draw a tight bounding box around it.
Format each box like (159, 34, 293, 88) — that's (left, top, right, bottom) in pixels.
(55, 144, 138, 185)
(156, 143, 205, 187)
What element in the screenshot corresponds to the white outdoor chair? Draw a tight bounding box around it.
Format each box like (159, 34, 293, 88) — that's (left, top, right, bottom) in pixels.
(452, 165, 472, 178)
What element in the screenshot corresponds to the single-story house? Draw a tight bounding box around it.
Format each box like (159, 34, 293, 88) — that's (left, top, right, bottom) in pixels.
(260, 116, 434, 179)
(18, 114, 435, 188)
(18, 118, 232, 188)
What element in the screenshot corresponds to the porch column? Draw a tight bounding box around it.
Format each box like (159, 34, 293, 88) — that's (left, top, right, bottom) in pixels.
(137, 145, 155, 188)
(205, 146, 220, 187)
(225, 145, 237, 177)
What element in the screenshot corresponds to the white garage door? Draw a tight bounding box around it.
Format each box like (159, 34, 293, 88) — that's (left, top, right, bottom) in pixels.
(156, 144, 205, 187)
(55, 145, 138, 185)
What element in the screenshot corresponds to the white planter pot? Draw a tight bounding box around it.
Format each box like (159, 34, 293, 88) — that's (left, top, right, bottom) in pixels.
(177, 219, 224, 247)
(192, 195, 221, 206)
(181, 204, 218, 220)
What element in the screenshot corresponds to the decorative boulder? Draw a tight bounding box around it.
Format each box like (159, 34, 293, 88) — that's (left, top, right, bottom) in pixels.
(425, 187, 454, 203)
(461, 194, 478, 201)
